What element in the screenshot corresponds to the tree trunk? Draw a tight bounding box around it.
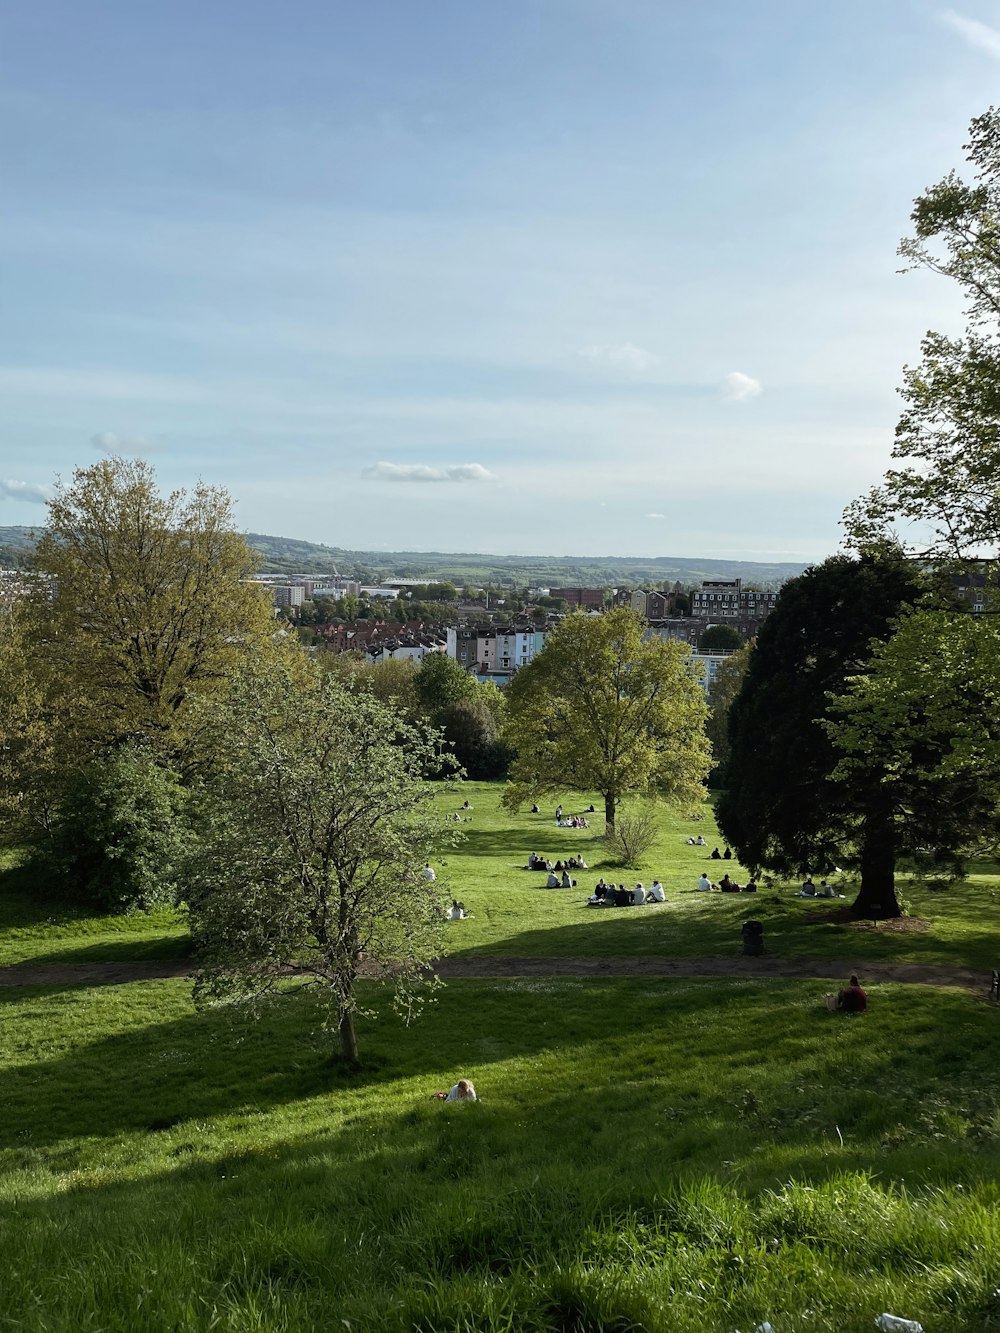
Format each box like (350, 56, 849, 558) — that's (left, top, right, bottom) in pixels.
(849, 798, 901, 920)
(604, 792, 616, 835)
(338, 1005, 359, 1061)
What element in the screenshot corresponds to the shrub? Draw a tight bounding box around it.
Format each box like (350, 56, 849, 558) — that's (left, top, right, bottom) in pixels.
(603, 808, 657, 867)
(41, 743, 186, 912)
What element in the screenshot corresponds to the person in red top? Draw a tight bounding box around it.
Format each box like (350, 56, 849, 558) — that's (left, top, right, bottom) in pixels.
(837, 975, 868, 1012)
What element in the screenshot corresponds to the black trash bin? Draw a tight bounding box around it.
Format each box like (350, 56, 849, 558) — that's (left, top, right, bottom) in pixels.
(742, 919, 764, 957)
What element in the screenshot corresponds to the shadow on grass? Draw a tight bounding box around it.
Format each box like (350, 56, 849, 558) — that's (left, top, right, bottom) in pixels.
(445, 893, 1000, 971)
(0, 981, 997, 1333)
(13, 934, 194, 966)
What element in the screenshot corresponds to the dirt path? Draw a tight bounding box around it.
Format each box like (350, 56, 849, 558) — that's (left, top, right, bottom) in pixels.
(0, 955, 992, 993)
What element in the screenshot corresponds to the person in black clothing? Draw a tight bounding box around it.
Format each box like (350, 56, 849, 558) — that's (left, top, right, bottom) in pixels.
(711, 847, 722, 860)
(723, 847, 732, 860)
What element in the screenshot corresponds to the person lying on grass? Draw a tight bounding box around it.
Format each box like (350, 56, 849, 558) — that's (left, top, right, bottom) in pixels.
(433, 1079, 478, 1102)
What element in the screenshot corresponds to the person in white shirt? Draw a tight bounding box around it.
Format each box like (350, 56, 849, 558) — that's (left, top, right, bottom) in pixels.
(433, 1078, 477, 1101)
(633, 882, 647, 905)
(697, 874, 713, 892)
(447, 900, 465, 920)
(696, 835, 706, 846)
(649, 881, 665, 902)
(423, 864, 437, 882)
(546, 871, 560, 888)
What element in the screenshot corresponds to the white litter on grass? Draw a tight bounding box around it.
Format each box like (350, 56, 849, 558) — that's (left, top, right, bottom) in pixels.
(875, 1316, 924, 1333)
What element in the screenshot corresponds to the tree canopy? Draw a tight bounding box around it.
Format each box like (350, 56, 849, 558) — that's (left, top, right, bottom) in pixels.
(501, 608, 710, 831)
(186, 663, 455, 1061)
(717, 554, 927, 918)
(844, 108, 1000, 559)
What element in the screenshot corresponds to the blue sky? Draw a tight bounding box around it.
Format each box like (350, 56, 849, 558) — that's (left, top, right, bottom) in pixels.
(1, 0, 998, 560)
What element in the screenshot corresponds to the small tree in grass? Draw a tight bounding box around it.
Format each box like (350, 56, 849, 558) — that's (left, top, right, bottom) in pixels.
(603, 805, 658, 867)
(185, 662, 455, 1062)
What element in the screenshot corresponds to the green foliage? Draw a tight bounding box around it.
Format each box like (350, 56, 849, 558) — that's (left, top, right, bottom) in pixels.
(414, 652, 478, 715)
(844, 109, 1000, 559)
(705, 642, 752, 770)
(185, 661, 456, 1058)
(698, 624, 743, 652)
(41, 744, 186, 912)
(717, 554, 927, 918)
(502, 608, 711, 831)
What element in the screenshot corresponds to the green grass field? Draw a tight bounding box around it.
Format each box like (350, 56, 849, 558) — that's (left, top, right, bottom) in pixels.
(1, 784, 999, 1331)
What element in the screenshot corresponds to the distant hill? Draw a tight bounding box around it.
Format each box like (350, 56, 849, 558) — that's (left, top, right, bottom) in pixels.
(0, 524, 810, 587)
(243, 533, 810, 588)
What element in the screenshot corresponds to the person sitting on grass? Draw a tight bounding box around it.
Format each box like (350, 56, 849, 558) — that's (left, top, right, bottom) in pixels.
(531, 803, 540, 814)
(711, 847, 722, 860)
(423, 863, 437, 882)
(447, 900, 465, 920)
(433, 1078, 477, 1101)
(719, 873, 741, 893)
(546, 870, 560, 888)
(561, 869, 575, 888)
(589, 878, 609, 903)
(800, 877, 817, 897)
(696, 835, 706, 846)
(697, 873, 714, 892)
(649, 880, 665, 902)
(633, 882, 647, 905)
(817, 879, 836, 898)
(723, 847, 732, 860)
(837, 975, 868, 1013)
(743, 879, 758, 893)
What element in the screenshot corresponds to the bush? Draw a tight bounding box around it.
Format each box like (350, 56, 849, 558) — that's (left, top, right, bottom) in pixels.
(41, 743, 186, 912)
(603, 808, 657, 867)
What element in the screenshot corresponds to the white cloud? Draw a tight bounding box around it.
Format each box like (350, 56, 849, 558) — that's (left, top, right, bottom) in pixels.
(362, 461, 496, 483)
(0, 479, 50, 505)
(723, 371, 763, 401)
(91, 431, 161, 455)
(645, 512, 665, 519)
(579, 342, 662, 375)
(939, 9, 1000, 58)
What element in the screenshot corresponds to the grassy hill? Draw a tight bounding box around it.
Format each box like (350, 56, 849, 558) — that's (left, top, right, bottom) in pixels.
(1, 785, 997, 1330)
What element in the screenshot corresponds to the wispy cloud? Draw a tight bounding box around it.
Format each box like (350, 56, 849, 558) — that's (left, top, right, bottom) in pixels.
(722, 371, 763, 401)
(0, 479, 50, 505)
(645, 512, 665, 519)
(362, 461, 496, 483)
(940, 9, 1000, 58)
(91, 431, 161, 455)
(579, 342, 662, 376)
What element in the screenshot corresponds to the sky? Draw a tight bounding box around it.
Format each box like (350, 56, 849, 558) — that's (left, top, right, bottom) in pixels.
(1, 0, 999, 561)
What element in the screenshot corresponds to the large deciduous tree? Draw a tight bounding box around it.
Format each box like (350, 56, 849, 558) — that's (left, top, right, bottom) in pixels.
(501, 608, 710, 832)
(717, 554, 926, 919)
(26, 457, 274, 758)
(185, 663, 453, 1062)
(844, 108, 1000, 559)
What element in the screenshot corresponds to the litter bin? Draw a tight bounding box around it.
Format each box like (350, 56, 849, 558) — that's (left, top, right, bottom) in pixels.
(742, 919, 764, 957)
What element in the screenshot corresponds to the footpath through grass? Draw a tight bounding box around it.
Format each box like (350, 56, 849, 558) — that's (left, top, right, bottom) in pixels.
(1, 976, 999, 1332)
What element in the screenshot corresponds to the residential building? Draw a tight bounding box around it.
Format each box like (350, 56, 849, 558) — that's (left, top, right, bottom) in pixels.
(548, 587, 605, 609)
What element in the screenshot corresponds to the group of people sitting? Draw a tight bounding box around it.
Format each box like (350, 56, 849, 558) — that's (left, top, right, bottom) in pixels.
(588, 878, 666, 906)
(697, 872, 758, 893)
(685, 835, 707, 846)
(709, 847, 734, 860)
(526, 852, 588, 873)
(799, 877, 838, 898)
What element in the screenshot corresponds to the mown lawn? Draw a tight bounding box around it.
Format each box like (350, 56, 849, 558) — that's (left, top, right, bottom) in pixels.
(4, 782, 997, 973)
(1, 976, 998, 1332)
